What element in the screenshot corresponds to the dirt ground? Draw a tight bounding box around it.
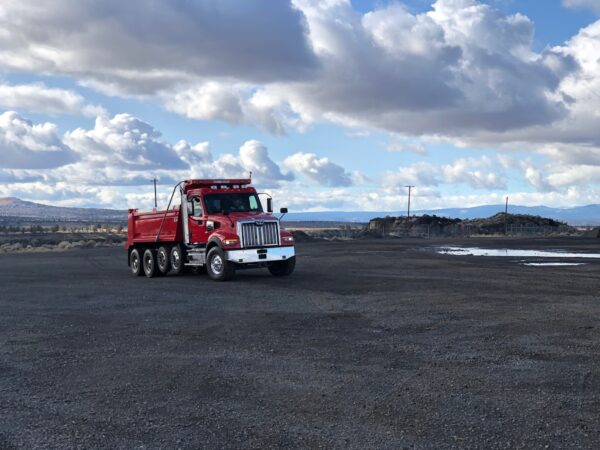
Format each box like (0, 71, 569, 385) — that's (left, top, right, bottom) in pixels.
(0, 237, 599, 449)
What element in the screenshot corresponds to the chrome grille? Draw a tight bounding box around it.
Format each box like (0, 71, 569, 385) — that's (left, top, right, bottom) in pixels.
(240, 221, 279, 248)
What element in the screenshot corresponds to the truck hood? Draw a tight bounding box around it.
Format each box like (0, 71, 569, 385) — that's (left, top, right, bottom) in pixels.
(210, 211, 279, 224)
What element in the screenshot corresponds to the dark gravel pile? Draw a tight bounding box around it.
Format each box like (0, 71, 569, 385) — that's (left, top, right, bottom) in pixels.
(1, 237, 599, 448)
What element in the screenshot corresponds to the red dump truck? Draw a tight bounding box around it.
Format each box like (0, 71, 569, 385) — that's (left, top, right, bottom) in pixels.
(125, 179, 295, 281)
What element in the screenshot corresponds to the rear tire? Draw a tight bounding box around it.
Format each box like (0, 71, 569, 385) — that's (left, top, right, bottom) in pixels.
(142, 249, 158, 278)
(268, 256, 295, 277)
(206, 247, 235, 281)
(170, 244, 184, 275)
(157, 246, 171, 275)
(129, 248, 143, 276)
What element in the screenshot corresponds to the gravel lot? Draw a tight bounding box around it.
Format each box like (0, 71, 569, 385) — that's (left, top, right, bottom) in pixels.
(1, 238, 599, 449)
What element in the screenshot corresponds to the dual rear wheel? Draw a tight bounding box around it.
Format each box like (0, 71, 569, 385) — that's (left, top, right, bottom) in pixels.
(128, 248, 160, 278)
(129, 244, 187, 278)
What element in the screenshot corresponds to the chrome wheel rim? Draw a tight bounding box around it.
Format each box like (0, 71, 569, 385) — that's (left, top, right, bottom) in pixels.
(144, 254, 152, 272)
(158, 250, 166, 269)
(172, 250, 180, 269)
(131, 254, 140, 272)
(210, 255, 223, 274)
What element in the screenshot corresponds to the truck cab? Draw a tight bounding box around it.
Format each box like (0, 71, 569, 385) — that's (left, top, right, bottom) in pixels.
(126, 179, 295, 281)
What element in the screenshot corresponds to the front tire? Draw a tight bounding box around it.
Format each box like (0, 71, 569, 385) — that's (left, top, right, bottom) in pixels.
(157, 246, 171, 275)
(129, 248, 143, 276)
(142, 249, 158, 278)
(268, 256, 295, 277)
(206, 247, 235, 281)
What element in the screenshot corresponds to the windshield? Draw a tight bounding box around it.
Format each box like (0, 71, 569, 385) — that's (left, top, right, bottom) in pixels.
(203, 193, 263, 214)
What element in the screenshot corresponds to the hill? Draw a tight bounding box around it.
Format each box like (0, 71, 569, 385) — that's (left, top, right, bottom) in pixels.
(367, 213, 575, 237)
(0, 197, 126, 224)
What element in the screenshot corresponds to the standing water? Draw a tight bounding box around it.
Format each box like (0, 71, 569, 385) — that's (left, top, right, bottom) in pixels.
(436, 247, 600, 266)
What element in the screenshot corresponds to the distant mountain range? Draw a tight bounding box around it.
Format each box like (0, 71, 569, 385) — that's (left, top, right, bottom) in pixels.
(1, 197, 599, 225)
(0, 197, 125, 223)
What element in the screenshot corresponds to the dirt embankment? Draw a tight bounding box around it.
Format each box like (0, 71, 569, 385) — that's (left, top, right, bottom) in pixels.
(368, 213, 578, 237)
(288, 225, 365, 241)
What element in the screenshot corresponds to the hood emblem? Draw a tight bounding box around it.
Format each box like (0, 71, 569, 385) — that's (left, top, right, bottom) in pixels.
(255, 219, 264, 226)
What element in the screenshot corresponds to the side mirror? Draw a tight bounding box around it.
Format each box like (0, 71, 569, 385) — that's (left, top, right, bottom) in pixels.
(267, 198, 273, 213)
(280, 207, 288, 214)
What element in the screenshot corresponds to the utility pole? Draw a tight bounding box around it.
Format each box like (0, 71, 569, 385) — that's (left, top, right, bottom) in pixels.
(405, 185, 414, 218)
(153, 178, 158, 209)
(504, 196, 509, 235)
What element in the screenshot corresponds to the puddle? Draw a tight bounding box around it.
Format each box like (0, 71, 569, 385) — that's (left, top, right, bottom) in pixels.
(437, 246, 600, 259)
(520, 262, 586, 267)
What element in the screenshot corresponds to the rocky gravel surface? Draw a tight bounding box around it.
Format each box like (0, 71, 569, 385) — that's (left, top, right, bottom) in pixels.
(0, 237, 599, 449)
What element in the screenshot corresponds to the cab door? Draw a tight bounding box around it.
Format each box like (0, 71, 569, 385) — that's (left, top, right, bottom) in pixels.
(187, 196, 210, 245)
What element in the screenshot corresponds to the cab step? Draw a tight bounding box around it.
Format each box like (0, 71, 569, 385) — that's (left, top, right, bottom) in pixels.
(185, 248, 206, 266)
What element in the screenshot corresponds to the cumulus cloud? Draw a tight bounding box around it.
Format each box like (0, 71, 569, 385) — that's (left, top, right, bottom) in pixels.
(386, 139, 428, 155)
(0, 0, 588, 143)
(382, 162, 441, 189)
(0, 111, 78, 169)
(173, 140, 212, 167)
(64, 114, 188, 172)
(382, 157, 507, 191)
(0, 0, 317, 95)
(524, 166, 554, 192)
(262, 182, 600, 213)
(159, 0, 585, 146)
(4, 1, 600, 209)
(268, 0, 574, 138)
(0, 112, 296, 190)
(158, 0, 600, 151)
(463, 19, 600, 149)
(546, 165, 600, 188)
(283, 152, 354, 187)
(164, 83, 289, 135)
(0, 82, 105, 117)
(441, 157, 506, 190)
(563, 0, 600, 13)
(236, 140, 293, 186)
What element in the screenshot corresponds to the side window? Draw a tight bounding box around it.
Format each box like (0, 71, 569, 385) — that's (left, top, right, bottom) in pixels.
(249, 196, 259, 210)
(192, 197, 203, 217)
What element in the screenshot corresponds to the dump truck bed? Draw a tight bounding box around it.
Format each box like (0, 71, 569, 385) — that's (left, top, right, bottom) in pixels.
(126, 207, 183, 248)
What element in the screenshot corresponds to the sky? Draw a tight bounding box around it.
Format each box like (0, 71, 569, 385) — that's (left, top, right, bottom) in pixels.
(0, 0, 599, 212)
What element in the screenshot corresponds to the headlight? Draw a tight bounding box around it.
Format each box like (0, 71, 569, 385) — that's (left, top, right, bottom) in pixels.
(223, 238, 239, 246)
(282, 236, 294, 243)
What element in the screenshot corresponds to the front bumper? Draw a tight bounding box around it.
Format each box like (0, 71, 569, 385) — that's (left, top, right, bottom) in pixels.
(225, 246, 295, 264)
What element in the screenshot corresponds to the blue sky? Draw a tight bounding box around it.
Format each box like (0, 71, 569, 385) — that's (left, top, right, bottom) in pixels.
(0, 0, 599, 212)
